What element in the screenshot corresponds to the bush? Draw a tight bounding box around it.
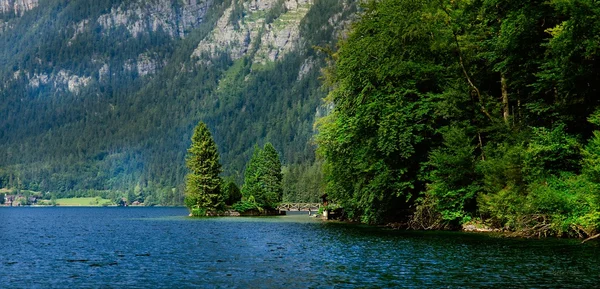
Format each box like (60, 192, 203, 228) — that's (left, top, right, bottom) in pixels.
(479, 172, 600, 237)
(190, 207, 207, 217)
(231, 196, 262, 213)
(523, 125, 581, 181)
(425, 126, 480, 226)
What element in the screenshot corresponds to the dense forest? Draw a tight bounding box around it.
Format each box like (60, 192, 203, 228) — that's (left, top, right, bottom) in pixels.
(0, 0, 356, 204)
(4, 0, 599, 238)
(317, 0, 600, 237)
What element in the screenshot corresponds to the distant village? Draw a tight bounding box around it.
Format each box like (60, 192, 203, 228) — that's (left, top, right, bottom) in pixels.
(0, 193, 144, 207)
(0, 194, 38, 207)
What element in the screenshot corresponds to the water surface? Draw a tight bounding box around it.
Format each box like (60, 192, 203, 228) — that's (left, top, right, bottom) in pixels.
(1, 207, 599, 288)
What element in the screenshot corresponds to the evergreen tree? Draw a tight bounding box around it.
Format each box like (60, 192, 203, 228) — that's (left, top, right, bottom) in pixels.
(261, 142, 283, 207)
(241, 143, 283, 209)
(222, 180, 242, 206)
(241, 146, 264, 203)
(184, 122, 223, 215)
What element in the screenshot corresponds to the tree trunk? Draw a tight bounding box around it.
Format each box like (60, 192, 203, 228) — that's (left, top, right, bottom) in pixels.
(501, 75, 509, 125)
(582, 233, 600, 243)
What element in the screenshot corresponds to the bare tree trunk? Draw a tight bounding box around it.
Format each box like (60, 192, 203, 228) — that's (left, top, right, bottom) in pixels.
(582, 233, 600, 244)
(501, 75, 509, 125)
(437, 1, 493, 121)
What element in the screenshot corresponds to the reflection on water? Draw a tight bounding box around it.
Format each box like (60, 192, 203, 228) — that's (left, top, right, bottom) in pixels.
(1, 207, 599, 288)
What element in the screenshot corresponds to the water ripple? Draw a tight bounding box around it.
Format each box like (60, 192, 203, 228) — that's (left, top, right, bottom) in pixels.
(1, 207, 599, 288)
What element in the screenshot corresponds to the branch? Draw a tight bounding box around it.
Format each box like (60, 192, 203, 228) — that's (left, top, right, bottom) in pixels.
(437, 0, 493, 121)
(582, 233, 600, 244)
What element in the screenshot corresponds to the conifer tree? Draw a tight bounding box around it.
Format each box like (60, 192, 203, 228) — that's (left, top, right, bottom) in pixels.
(222, 180, 242, 206)
(241, 143, 283, 209)
(242, 146, 264, 203)
(261, 142, 283, 206)
(184, 121, 223, 215)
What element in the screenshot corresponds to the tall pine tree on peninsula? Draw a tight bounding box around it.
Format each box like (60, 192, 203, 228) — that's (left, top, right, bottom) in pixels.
(184, 122, 223, 216)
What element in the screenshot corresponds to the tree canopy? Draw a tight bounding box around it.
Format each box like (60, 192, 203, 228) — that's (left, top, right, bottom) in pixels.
(184, 121, 223, 215)
(241, 143, 283, 209)
(317, 0, 600, 237)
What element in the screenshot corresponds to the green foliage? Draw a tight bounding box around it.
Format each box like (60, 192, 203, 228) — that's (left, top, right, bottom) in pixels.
(480, 173, 600, 236)
(190, 207, 207, 217)
(184, 122, 224, 214)
(425, 126, 480, 226)
(241, 146, 263, 202)
(533, 0, 600, 130)
(241, 143, 283, 209)
(231, 197, 263, 213)
(317, 0, 457, 223)
(582, 110, 600, 182)
(0, 0, 352, 206)
(282, 160, 324, 202)
(222, 179, 242, 206)
(317, 0, 600, 236)
(261, 143, 283, 206)
(523, 125, 581, 180)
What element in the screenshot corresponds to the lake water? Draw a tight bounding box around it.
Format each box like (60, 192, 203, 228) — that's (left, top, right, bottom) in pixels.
(1, 207, 599, 288)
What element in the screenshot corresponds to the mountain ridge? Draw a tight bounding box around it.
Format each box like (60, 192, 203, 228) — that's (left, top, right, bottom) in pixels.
(0, 0, 356, 204)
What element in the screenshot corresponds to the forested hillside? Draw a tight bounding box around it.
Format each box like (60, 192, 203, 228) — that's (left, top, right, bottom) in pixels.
(0, 0, 356, 204)
(317, 0, 600, 237)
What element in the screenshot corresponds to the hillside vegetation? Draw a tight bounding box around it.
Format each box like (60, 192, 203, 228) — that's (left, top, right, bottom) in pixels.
(0, 0, 356, 203)
(317, 0, 600, 237)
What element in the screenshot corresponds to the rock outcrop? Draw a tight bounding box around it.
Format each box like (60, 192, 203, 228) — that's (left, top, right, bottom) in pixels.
(136, 53, 163, 77)
(0, 0, 38, 16)
(97, 0, 212, 38)
(192, 0, 311, 64)
(28, 70, 92, 94)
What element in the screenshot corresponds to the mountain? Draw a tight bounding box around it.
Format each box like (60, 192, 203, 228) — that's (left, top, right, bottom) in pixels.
(0, 0, 356, 203)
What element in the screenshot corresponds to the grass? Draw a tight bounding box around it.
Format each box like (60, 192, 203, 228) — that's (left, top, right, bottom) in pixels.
(55, 197, 113, 207)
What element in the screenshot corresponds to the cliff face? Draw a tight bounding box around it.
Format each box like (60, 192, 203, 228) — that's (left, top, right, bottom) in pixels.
(6, 0, 322, 92)
(192, 0, 311, 64)
(28, 70, 91, 94)
(97, 0, 212, 38)
(0, 0, 38, 16)
(0, 0, 356, 194)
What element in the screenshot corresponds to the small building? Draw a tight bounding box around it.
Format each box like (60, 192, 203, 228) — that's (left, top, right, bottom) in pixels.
(5, 195, 15, 206)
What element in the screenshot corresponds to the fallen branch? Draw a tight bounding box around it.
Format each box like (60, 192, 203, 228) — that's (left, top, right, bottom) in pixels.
(582, 233, 600, 244)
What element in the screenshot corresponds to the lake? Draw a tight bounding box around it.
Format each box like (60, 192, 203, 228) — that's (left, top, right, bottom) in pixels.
(1, 207, 599, 288)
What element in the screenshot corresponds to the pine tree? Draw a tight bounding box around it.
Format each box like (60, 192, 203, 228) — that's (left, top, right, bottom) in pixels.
(184, 122, 223, 215)
(241, 146, 264, 203)
(222, 180, 242, 206)
(241, 143, 283, 209)
(261, 142, 283, 207)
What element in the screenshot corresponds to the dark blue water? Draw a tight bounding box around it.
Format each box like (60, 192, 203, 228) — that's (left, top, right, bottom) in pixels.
(1, 207, 599, 288)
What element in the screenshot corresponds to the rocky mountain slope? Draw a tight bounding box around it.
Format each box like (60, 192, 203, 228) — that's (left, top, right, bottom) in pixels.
(0, 0, 38, 16)
(0, 0, 356, 202)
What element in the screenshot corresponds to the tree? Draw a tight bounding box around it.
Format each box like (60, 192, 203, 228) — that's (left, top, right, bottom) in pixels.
(261, 143, 283, 207)
(0, 193, 4, 205)
(316, 0, 455, 223)
(241, 146, 263, 203)
(184, 121, 223, 215)
(127, 189, 136, 205)
(222, 180, 242, 206)
(424, 126, 481, 226)
(241, 143, 283, 209)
